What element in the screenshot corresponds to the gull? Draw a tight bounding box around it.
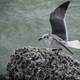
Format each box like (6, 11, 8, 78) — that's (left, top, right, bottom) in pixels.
(38, 1, 80, 54)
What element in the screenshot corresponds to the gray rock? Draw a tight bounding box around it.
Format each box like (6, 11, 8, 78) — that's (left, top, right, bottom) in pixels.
(7, 47, 80, 80)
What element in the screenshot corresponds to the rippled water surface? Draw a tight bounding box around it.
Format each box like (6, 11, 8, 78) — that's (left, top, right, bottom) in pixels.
(0, 0, 80, 73)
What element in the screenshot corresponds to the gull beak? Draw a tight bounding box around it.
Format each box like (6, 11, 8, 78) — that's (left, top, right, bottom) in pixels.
(38, 37, 43, 41)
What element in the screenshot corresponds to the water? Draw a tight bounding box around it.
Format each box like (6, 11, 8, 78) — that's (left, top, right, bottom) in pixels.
(0, 0, 80, 74)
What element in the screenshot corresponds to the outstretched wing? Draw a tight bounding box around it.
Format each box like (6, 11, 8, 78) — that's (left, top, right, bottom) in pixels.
(49, 1, 70, 40)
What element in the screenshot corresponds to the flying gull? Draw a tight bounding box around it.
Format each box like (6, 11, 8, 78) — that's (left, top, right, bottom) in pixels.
(38, 1, 80, 54)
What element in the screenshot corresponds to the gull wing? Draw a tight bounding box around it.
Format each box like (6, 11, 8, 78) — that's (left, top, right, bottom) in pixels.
(50, 34, 74, 54)
(49, 1, 70, 40)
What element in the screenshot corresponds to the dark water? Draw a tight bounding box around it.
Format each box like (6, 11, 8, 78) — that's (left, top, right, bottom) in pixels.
(0, 0, 80, 73)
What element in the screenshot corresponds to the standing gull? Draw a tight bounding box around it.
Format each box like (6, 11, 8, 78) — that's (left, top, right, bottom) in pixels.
(38, 1, 80, 54)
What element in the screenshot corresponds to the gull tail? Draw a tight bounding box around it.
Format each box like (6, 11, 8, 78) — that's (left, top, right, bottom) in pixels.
(66, 40, 80, 49)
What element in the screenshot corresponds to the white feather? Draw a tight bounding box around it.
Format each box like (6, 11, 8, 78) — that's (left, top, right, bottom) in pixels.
(66, 40, 80, 49)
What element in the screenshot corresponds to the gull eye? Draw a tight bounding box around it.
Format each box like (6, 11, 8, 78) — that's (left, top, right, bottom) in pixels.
(46, 36, 49, 39)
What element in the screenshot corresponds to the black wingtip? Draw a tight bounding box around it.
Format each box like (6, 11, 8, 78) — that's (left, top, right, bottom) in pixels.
(59, 1, 70, 10)
(50, 1, 70, 19)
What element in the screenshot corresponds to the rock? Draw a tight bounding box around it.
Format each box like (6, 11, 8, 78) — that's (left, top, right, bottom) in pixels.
(7, 47, 80, 80)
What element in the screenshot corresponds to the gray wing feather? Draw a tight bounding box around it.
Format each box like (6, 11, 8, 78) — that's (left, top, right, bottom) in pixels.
(50, 1, 70, 40)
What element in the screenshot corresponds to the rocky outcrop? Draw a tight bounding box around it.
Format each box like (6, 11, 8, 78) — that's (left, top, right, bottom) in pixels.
(7, 47, 80, 80)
